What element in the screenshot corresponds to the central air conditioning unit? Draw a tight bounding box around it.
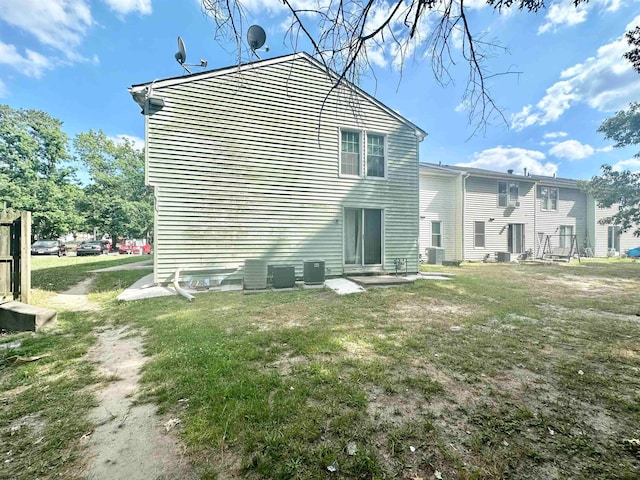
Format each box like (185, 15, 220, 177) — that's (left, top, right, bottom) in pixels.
(303, 260, 325, 285)
(271, 265, 296, 289)
(244, 259, 267, 290)
(426, 247, 445, 265)
(496, 252, 511, 263)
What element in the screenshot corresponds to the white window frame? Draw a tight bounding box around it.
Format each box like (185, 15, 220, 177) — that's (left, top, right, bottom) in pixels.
(474, 221, 485, 248)
(541, 186, 559, 211)
(339, 128, 387, 179)
(365, 132, 387, 179)
(498, 180, 519, 207)
(431, 221, 442, 247)
(339, 129, 361, 177)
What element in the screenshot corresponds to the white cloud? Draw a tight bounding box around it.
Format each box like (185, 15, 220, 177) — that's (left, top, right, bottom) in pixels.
(0, 0, 148, 77)
(111, 134, 145, 151)
(103, 0, 152, 15)
(538, 0, 624, 35)
(457, 146, 558, 176)
(612, 158, 640, 172)
(549, 139, 595, 160)
(0, 42, 53, 78)
(0, 0, 92, 59)
(512, 18, 640, 130)
(543, 131, 568, 139)
(538, 2, 589, 34)
(0, 79, 6, 97)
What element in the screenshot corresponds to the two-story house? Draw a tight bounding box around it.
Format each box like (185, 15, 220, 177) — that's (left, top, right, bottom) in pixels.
(129, 53, 427, 284)
(420, 163, 636, 261)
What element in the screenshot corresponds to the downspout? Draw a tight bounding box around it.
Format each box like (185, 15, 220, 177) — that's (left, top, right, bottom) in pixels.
(173, 268, 195, 302)
(461, 173, 470, 260)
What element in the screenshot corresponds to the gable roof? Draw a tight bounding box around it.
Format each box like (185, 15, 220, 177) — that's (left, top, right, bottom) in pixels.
(129, 52, 427, 140)
(420, 162, 580, 188)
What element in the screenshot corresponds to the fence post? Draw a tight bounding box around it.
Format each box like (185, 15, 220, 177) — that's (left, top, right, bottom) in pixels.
(20, 211, 31, 304)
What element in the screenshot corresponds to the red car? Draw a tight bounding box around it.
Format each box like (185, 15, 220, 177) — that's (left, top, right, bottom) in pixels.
(118, 239, 151, 255)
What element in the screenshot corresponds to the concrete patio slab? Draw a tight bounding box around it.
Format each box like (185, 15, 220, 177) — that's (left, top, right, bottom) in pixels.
(347, 275, 414, 287)
(325, 278, 366, 295)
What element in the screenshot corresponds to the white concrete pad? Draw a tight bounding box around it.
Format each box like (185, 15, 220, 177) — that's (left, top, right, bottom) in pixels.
(116, 274, 175, 301)
(325, 278, 366, 295)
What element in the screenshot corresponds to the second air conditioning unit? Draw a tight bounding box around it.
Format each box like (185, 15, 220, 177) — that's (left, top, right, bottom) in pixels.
(244, 259, 268, 290)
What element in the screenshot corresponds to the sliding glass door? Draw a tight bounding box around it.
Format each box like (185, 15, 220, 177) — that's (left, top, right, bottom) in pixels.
(344, 208, 382, 265)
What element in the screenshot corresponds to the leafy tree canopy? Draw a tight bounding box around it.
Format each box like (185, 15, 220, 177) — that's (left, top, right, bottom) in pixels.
(580, 165, 640, 237)
(73, 130, 152, 242)
(597, 102, 640, 158)
(0, 104, 83, 238)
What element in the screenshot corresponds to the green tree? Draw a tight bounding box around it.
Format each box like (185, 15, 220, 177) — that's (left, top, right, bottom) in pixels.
(0, 104, 83, 238)
(580, 166, 640, 237)
(597, 103, 640, 158)
(73, 130, 152, 244)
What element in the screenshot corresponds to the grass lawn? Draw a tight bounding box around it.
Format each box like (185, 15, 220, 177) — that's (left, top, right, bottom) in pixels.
(30, 254, 150, 292)
(120, 260, 639, 479)
(2, 258, 640, 479)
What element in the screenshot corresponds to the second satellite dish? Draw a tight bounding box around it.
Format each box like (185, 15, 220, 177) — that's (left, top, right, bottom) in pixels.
(247, 25, 267, 51)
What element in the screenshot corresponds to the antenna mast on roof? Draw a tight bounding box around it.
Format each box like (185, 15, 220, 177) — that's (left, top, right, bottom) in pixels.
(174, 36, 208, 74)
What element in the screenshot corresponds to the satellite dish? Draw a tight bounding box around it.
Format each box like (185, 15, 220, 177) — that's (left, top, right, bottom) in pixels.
(247, 25, 266, 51)
(175, 36, 186, 65)
(173, 36, 207, 74)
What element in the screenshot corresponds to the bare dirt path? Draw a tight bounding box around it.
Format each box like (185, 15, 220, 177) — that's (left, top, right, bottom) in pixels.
(82, 326, 195, 480)
(51, 278, 195, 479)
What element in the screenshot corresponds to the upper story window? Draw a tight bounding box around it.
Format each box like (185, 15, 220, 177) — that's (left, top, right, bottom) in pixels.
(498, 181, 519, 207)
(340, 130, 361, 176)
(540, 186, 558, 211)
(366, 133, 385, 177)
(340, 129, 386, 178)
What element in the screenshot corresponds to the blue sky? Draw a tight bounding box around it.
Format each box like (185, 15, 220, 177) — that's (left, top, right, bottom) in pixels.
(1, 0, 638, 180)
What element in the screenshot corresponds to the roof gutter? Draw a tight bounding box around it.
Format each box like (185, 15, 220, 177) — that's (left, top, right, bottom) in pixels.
(128, 83, 165, 113)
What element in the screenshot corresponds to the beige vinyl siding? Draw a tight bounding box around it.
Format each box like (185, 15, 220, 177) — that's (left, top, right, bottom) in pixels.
(535, 186, 588, 256)
(463, 176, 536, 260)
(145, 57, 419, 283)
(592, 204, 637, 257)
(419, 172, 460, 260)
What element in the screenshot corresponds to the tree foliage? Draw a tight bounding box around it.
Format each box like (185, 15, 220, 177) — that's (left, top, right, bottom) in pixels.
(201, 0, 588, 133)
(597, 102, 640, 158)
(580, 165, 640, 237)
(0, 104, 84, 238)
(73, 130, 152, 243)
(624, 26, 640, 75)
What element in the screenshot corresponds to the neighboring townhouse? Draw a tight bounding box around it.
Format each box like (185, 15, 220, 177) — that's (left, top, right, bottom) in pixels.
(587, 203, 637, 257)
(129, 52, 427, 285)
(420, 163, 637, 261)
(528, 175, 589, 258)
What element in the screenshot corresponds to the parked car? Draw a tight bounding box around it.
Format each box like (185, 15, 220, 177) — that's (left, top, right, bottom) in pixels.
(118, 239, 151, 255)
(77, 240, 110, 256)
(31, 240, 67, 257)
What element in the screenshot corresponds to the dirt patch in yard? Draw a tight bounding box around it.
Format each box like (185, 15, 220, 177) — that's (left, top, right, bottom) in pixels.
(79, 325, 196, 480)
